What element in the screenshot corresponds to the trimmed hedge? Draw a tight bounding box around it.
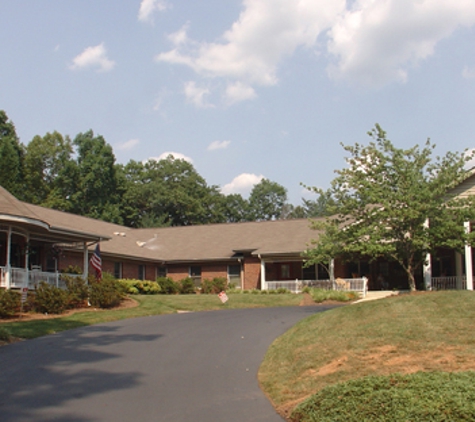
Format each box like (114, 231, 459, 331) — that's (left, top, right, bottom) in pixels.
(118, 279, 161, 295)
(291, 371, 475, 422)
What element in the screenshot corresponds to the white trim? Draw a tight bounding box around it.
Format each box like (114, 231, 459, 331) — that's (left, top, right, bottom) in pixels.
(465, 221, 473, 290)
(0, 214, 50, 231)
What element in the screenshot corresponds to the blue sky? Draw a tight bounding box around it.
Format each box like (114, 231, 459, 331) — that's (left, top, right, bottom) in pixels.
(2, 0, 475, 205)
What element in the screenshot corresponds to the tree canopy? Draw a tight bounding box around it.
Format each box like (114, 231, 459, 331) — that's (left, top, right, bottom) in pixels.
(305, 125, 475, 291)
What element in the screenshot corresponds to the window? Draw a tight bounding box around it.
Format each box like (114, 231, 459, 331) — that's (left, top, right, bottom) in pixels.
(302, 264, 316, 281)
(190, 266, 202, 287)
(114, 262, 122, 279)
(228, 264, 241, 288)
(280, 264, 290, 279)
(317, 264, 329, 280)
(157, 266, 167, 278)
(138, 265, 145, 280)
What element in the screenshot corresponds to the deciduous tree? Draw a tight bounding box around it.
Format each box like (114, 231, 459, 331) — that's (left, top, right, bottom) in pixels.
(305, 125, 475, 291)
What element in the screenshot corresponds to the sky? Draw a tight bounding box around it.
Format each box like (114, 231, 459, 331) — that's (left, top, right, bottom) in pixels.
(2, 0, 475, 205)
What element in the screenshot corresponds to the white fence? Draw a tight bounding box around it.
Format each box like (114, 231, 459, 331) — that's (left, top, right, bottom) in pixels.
(267, 278, 368, 297)
(431, 276, 466, 291)
(0, 266, 84, 290)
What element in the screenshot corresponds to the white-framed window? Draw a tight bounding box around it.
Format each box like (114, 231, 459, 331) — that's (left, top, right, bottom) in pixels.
(228, 264, 241, 289)
(189, 266, 202, 286)
(138, 264, 145, 280)
(157, 266, 167, 278)
(114, 262, 122, 279)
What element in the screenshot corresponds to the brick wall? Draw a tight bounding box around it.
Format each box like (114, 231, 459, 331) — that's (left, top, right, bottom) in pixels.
(243, 257, 261, 290)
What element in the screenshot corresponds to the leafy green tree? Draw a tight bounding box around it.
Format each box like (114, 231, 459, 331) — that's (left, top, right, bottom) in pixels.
(305, 125, 475, 291)
(248, 178, 288, 221)
(120, 156, 227, 227)
(72, 130, 123, 223)
(23, 131, 77, 210)
(220, 193, 250, 223)
(0, 110, 24, 198)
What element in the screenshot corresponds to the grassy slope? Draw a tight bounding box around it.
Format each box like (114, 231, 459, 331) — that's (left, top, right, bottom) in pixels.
(259, 291, 475, 417)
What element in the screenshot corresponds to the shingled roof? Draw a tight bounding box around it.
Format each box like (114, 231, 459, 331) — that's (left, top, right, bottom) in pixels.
(0, 187, 321, 263)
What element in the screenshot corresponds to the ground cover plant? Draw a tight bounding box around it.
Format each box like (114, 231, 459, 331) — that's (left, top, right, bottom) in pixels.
(290, 371, 475, 422)
(258, 290, 475, 420)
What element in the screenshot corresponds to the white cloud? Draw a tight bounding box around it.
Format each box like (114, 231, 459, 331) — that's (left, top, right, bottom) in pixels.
(70, 43, 115, 72)
(184, 81, 214, 108)
(138, 0, 169, 22)
(225, 81, 256, 104)
(327, 0, 475, 86)
(208, 140, 231, 151)
(221, 173, 264, 196)
(463, 66, 475, 79)
(156, 0, 475, 96)
(117, 139, 140, 150)
(148, 152, 194, 163)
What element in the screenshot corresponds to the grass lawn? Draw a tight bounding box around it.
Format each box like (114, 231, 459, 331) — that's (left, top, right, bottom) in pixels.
(0, 292, 304, 340)
(258, 290, 475, 420)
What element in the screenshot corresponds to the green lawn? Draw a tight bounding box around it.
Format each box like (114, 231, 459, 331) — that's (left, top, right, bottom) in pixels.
(258, 290, 475, 420)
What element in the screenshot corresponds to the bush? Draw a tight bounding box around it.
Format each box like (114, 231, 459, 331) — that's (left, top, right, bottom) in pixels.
(34, 282, 69, 314)
(61, 265, 83, 275)
(309, 288, 358, 303)
(118, 279, 161, 295)
(201, 277, 227, 294)
(179, 277, 196, 294)
(88, 278, 123, 309)
(156, 277, 180, 294)
(0, 326, 12, 342)
(0, 289, 20, 318)
(63, 276, 89, 308)
(290, 371, 475, 422)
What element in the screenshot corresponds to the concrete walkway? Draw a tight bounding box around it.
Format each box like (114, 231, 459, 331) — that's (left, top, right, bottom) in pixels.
(354, 290, 400, 303)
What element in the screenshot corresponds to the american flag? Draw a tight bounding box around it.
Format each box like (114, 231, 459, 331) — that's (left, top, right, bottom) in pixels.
(90, 243, 102, 280)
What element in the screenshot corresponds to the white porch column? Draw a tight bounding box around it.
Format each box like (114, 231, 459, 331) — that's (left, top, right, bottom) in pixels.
(329, 258, 335, 282)
(260, 257, 267, 290)
(423, 218, 432, 290)
(455, 251, 463, 289)
(423, 252, 432, 291)
(83, 242, 89, 282)
(25, 233, 30, 289)
(465, 221, 473, 291)
(5, 226, 12, 289)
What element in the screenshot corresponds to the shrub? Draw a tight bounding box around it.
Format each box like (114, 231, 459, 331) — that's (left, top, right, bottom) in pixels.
(0, 289, 20, 318)
(61, 265, 83, 275)
(156, 277, 180, 294)
(118, 279, 161, 295)
(276, 287, 291, 294)
(290, 371, 475, 422)
(0, 326, 12, 342)
(309, 288, 358, 303)
(179, 277, 196, 294)
(34, 282, 69, 314)
(63, 276, 89, 308)
(88, 279, 123, 308)
(201, 277, 227, 294)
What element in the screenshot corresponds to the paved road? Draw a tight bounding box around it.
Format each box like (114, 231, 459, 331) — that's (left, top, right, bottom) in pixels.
(0, 305, 337, 422)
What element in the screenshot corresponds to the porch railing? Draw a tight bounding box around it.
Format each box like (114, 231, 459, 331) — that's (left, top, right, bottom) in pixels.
(431, 276, 466, 291)
(0, 266, 84, 290)
(266, 278, 368, 297)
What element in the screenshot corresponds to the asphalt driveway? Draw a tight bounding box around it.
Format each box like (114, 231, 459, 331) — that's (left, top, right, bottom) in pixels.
(0, 305, 337, 422)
